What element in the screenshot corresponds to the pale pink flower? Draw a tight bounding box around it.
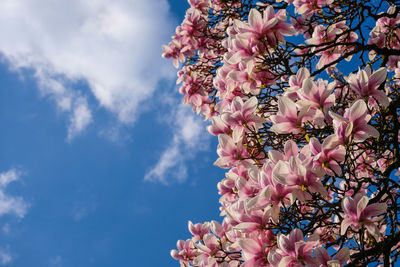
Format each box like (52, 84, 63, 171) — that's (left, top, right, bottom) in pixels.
(220, 96, 265, 140)
(171, 239, 198, 264)
(214, 134, 249, 168)
(235, 6, 295, 48)
(309, 135, 345, 176)
(347, 67, 389, 107)
(285, 67, 310, 99)
(329, 100, 379, 144)
(188, 221, 210, 242)
(270, 96, 315, 134)
(272, 156, 327, 201)
(238, 230, 275, 267)
(297, 78, 336, 111)
(314, 246, 349, 267)
(294, 0, 334, 17)
(268, 228, 319, 266)
(341, 194, 387, 239)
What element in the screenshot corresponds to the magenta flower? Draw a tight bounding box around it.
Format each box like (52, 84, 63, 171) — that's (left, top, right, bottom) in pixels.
(341, 194, 387, 238)
(347, 67, 389, 107)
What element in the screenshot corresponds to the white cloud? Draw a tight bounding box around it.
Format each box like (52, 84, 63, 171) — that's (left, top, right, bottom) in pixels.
(49, 256, 62, 267)
(0, 169, 28, 218)
(0, 246, 12, 265)
(0, 0, 176, 140)
(144, 103, 210, 184)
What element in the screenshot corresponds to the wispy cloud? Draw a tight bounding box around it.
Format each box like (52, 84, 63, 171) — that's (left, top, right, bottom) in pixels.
(49, 256, 62, 267)
(0, 0, 175, 140)
(144, 102, 210, 184)
(0, 246, 12, 265)
(0, 169, 28, 218)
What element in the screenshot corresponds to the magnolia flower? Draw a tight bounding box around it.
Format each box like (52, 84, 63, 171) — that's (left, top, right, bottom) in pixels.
(341, 194, 387, 239)
(235, 6, 295, 48)
(270, 96, 315, 134)
(314, 247, 350, 267)
(188, 221, 210, 242)
(268, 228, 319, 266)
(329, 100, 379, 144)
(309, 135, 345, 176)
(347, 67, 389, 107)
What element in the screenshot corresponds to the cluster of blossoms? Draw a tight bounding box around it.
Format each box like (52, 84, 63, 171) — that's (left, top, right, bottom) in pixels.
(163, 0, 400, 266)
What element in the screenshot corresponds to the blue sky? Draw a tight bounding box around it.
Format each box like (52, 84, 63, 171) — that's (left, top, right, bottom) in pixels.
(0, 0, 225, 266)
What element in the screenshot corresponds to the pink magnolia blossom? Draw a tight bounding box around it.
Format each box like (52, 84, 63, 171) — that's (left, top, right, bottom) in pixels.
(220, 96, 265, 140)
(309, 135, 345, 176)
(188, 221, 210, 242)
(341, 194, 387, 238)
(214, 134, 250, 169)
(285, 67, 310, 98)
(234, 6, 295, 48)
(314, 247, 349, 267)
(171, 239, 198, 265)
(272, 155, 327, 201)
(293, 0, 334, 18)
(268, 228, 319, 266)
(270, 96, 315, 134)
(238, 230, 275, 267)
(329, 99, 379, 144)
(347, 67, 389, 107)
(297, 78, 336, 112)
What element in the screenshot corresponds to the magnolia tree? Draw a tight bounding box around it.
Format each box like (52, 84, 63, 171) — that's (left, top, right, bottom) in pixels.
(163, 0, 400, 266)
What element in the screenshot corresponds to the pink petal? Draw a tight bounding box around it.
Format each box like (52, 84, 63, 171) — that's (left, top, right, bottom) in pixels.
(356, 196, 369, 218)
(340, 217, 353, 235)
(349, 100, 367, 122)
(369, 67, 387, 89)
(362, 203, 387, 218)
(238, 238, 261, 255)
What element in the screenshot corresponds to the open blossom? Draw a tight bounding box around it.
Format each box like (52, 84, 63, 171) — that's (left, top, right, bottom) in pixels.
(268, 229, 319, 266)
(220, 96, 265, 140)
(309, 135, 345, 176)
(162, 40, 186, 68)
(341, 194, 387, 238)
(214, 134, 249, 168)
(347, 67, 389, 107)
(238, 230, 275, 267)
(270, 96, 315, 134)
(329, 100, 379, 144)
(293, 0, 334, 17)
(188, 221, 210, 242)
(234, 6, 295, 48)
(297, 78, 336, 111)
(314, 247, 349, 267)
(171, 239, 198, 265)
(272, 154, 327, 201)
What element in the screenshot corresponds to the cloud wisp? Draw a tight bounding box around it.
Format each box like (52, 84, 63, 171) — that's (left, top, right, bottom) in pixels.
(144, 103, 210, 184)
(0, 168, 29, 265)
(0, 0, 176, 140)
(0, 169, 28, 218)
